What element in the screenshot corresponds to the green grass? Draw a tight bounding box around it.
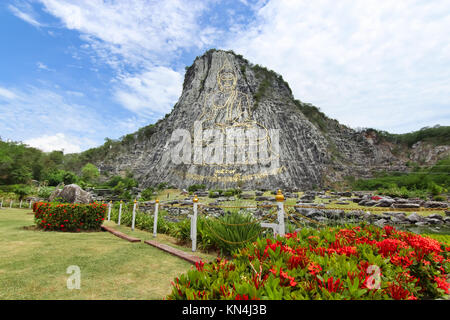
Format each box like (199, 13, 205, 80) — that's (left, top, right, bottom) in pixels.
(0, 208, 199, 300)
(422, 234, 450, 246)
(102, 220, 217, 262)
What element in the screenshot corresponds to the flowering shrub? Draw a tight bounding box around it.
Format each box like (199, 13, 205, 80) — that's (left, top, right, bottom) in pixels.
(33, 201, 107, 232)
(167, 224, 450, 300)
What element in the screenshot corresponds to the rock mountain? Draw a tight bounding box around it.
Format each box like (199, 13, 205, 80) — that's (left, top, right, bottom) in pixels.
(95, 49, 449, 190)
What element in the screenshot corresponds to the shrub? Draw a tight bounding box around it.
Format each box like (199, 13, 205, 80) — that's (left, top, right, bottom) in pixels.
(433, 195, 446, 202)
(157, 182, 169, 190)
(37, 186, 54, 199)
(13, 184, 32, 200)
(188, 184, 206, 193)
(33, 202, 107, 232)
(141, 187, 155, 200)
(202, 211, 263, 255)
(167, 224, 450, 300)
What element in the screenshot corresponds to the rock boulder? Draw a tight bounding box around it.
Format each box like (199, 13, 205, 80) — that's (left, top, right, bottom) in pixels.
(49, 184, 93, 204)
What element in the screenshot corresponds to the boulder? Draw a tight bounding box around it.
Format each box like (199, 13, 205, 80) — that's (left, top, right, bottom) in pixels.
(49, 184, 93, 204)
(375, 198, 395, 207)
(338, 191, 352, 197)
(255, 196, 272, 202)
(423, 201, 448, 209)
(406, 213, 425, 223)
(425, 218, 443, 225)
(427, 214, 444, 220)
(392, 203, 420, 209)
(374, 219, 388, 227)
(240, 193, 254, 200)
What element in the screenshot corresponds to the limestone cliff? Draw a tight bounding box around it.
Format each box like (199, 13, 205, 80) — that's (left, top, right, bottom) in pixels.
(95, 49, 448, 190)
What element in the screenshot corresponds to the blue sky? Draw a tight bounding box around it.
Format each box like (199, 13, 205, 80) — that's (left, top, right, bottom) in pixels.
(0, 0, 449, 153)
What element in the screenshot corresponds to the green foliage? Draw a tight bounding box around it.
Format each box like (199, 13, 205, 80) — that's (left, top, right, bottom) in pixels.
(43, 169, 78, 186)
(223, 188, 242, 197)
(208, 190, 221, 198)
(294, 100, 334, 132)
(13, 184, 32, 200)
(141, 187, 155, 200)
(81, 163, 99, 183)
(37, 186, 54, 199)
(432, 195, 447, 201)
(202, 211, 263, 255)
(188, 184, 206, 193)
(0, 140, 42, 184)
(366, 125, 450, 147)
(33, 202, 107, 232)
(251, 64, 290, 109)
(353, 157, 450, 197)
(157, 182, 168, 190)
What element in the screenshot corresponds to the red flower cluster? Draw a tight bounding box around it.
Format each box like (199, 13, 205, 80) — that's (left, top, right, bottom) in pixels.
(33, 201, 106, 232)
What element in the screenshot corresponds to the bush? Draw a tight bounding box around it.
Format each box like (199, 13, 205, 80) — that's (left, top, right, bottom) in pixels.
(167, 224, 450, 300)
(37, 186, 54, 199)
(188, 184, 206, 193)
(433, 195, 447, 202)
(13, 184, 32, 200)
(33, 202, 107, 232)
(202, 211, 263, 255)
(157, 182, 169, 190)
(141, 187, 155, 200)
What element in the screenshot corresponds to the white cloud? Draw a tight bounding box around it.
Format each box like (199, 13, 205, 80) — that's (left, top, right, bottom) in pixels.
(36, 0, 212, 118)
(37, 62, 54, 71)
(8, 3, 43, 27)
(0, 86, 17, 100)
(39, 0, 214, 68)
(0, 84, 159, 152)
(114, 66, 183, 116)
(24, 133, 85, 153)
(225, 0, 450, 133)
(0, 86, 107, 150)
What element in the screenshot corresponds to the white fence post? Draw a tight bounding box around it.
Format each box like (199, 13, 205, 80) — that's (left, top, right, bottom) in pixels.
(261, 189, 285, 237)
(107, 201, 112, 221)
(19, 200, 22, 208)
(276, 189, 285, 236)
(0, 199, 3, 209)
(10, 200, 13, 208)
(118, 201, 123, 225)
(153, 199, 159, 238)
(131, 199, 137, 231)
(191, 195, 199, 252)
(29, 200, 32, 209)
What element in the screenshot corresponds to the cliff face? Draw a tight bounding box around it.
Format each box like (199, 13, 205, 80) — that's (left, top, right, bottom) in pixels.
(95, 50, 446, 190)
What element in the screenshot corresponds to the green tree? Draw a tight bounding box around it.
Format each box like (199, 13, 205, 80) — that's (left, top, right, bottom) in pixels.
(81, 163, 99, 183)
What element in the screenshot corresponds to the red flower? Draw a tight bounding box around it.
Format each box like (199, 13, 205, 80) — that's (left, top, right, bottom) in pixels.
(317, 277, 344, 293)
(434, 276, 450, 294)
(195, 260, 205, 272)
(387, 283, 411, 300)
(308, 263, 322, 276)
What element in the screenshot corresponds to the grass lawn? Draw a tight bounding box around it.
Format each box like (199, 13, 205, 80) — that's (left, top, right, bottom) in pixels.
(0, 208, 201, 300)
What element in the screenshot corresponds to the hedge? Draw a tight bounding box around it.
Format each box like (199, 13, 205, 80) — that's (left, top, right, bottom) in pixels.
(33, 202, 107, 232)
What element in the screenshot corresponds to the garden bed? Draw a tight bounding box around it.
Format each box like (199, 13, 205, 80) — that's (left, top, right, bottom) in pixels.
(167, 224, 450, 300)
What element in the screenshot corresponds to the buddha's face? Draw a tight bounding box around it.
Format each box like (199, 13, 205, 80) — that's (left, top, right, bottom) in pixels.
(219, 71, 236, 91)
